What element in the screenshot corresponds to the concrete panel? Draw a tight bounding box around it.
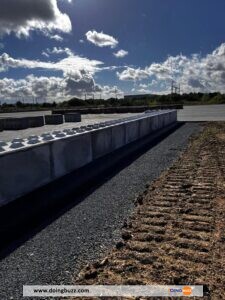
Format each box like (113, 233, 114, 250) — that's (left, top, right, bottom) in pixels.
(26, 116, 44, 128)
(65, 113, 81, 123)
(45, 114, 64, 125)
(0, 144, 51, 207)
(151, 115, 159, 131)
(0, 119, 3, 132)
(91, 127, 112, 159)
(125, 120, 140, 144)
(2, 117, 29, 130)
(1, 116, 44, 130)
(165, 113, 171, 126)
(139, 117, 151, 137)
(112, 124, 126, 150)
(52, 133, 93, 178)
(172, 110, 177, 122)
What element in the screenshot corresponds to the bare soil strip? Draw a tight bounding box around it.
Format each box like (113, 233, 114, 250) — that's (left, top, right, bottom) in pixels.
(74, 123, 225, 300)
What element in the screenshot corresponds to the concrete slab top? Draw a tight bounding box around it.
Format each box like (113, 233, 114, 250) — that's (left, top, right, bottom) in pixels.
(0, 113, 143, 143)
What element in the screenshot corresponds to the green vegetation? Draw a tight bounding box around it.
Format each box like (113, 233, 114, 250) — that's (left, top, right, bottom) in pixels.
(0, 93, 225, 113)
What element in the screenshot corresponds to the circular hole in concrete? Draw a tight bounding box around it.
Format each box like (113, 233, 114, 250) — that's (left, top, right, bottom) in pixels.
(10, 142, 24, 149)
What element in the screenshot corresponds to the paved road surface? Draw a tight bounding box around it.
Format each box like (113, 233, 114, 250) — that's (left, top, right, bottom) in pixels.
(178, 104, 225, 121)
(0, 123, 200, 300)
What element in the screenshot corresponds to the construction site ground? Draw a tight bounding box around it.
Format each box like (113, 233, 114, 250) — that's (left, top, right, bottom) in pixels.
(75, 122, 225, 300)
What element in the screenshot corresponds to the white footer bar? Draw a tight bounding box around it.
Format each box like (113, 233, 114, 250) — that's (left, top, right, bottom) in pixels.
(23, 285, 204, 297)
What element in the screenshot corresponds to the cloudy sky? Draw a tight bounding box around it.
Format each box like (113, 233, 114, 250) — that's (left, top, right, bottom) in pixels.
(1, 0, 225, 102)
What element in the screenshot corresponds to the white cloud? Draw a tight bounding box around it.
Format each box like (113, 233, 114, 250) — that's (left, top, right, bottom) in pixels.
(117, 67, 149, 81)
(42, 47, 73, 57)
(0, 51, 123, 101)
(113, 49, 128, 58)
(42, 51, 50, 58)
(0, 75, 123, 102)
(117, 43, 225, 94)
(0, 0, 72, 38)
(139, 83, 148, 89)
(0, 52, 103, 79)
(86, 30, 118, 48)
(49, 34, 64, 42)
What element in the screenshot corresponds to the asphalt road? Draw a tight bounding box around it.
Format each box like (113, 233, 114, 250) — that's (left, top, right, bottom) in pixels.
(178, 104, 225, 121)
(0, 123, 200, 300)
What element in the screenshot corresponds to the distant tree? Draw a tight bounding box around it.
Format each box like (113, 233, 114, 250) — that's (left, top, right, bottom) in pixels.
(16, 101, 24, 107)
(67, 97, 86, 107)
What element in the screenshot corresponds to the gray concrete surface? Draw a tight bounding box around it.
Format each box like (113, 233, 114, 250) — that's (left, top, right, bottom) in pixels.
(52, 133, 93, 178)
(178, 104, 225, 121)
(0, 113, 142, 142)
(0, 103, 225, 128)
(0, 145, 52, 207)
(0, 122, 200, 300)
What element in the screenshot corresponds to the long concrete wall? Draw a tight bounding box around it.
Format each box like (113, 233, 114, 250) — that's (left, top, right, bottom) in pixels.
(0, 116, 44, 130)
(0, 110, 177, 207)
(52, 105, 183, 115)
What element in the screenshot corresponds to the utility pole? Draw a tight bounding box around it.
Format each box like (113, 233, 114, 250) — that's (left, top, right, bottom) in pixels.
(171, 80, 180, 95)
(171, 80, 174, 94)
(114, 88, 118, 99)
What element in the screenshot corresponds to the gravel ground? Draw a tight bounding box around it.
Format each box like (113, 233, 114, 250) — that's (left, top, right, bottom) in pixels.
(0, 123, 200, 300)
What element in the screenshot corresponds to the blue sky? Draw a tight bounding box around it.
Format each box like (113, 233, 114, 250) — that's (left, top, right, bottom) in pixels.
(1, 0, 225, 102)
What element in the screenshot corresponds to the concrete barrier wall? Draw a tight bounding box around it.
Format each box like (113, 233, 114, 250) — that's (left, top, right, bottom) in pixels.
(0, 116, 44, 130)
(52, 133, 93, 178)
(0, 119, 3, 132)
(27, 116, 44, 128)
(1, 117, 29, 130)
(0, 144, 52, 207)
(45, 114, 64, 125)
(52, 105, 183, 115)
(0, 110, 177, 207)
(64, 113, 81, 122)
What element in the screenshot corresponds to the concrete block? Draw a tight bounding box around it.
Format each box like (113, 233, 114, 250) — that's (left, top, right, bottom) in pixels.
(52, 133, 93, 178)
(65, 113, 81, 123)
(0, 144, 52, 207)
(168, 112, 173, 124)
(2, 117, 29, 130)
(45, 114, 64, 125)
(91, 127, 112, 159)
(1, 116, 44, 130)
(26, 116, 44, 128)
(172, 110, 177, 122)
(125, 120, 140, 144)
(0, 119, 3, 132)
(112, 124, 126, 150)
(139, 117, 151, 137)
(151, 115, 159, 131)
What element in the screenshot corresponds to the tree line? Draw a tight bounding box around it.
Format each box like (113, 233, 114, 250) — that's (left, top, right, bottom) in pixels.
(0, 92, 225, 112)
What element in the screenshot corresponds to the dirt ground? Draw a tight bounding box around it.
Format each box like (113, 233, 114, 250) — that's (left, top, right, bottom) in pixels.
(74, 122, 225, 300)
